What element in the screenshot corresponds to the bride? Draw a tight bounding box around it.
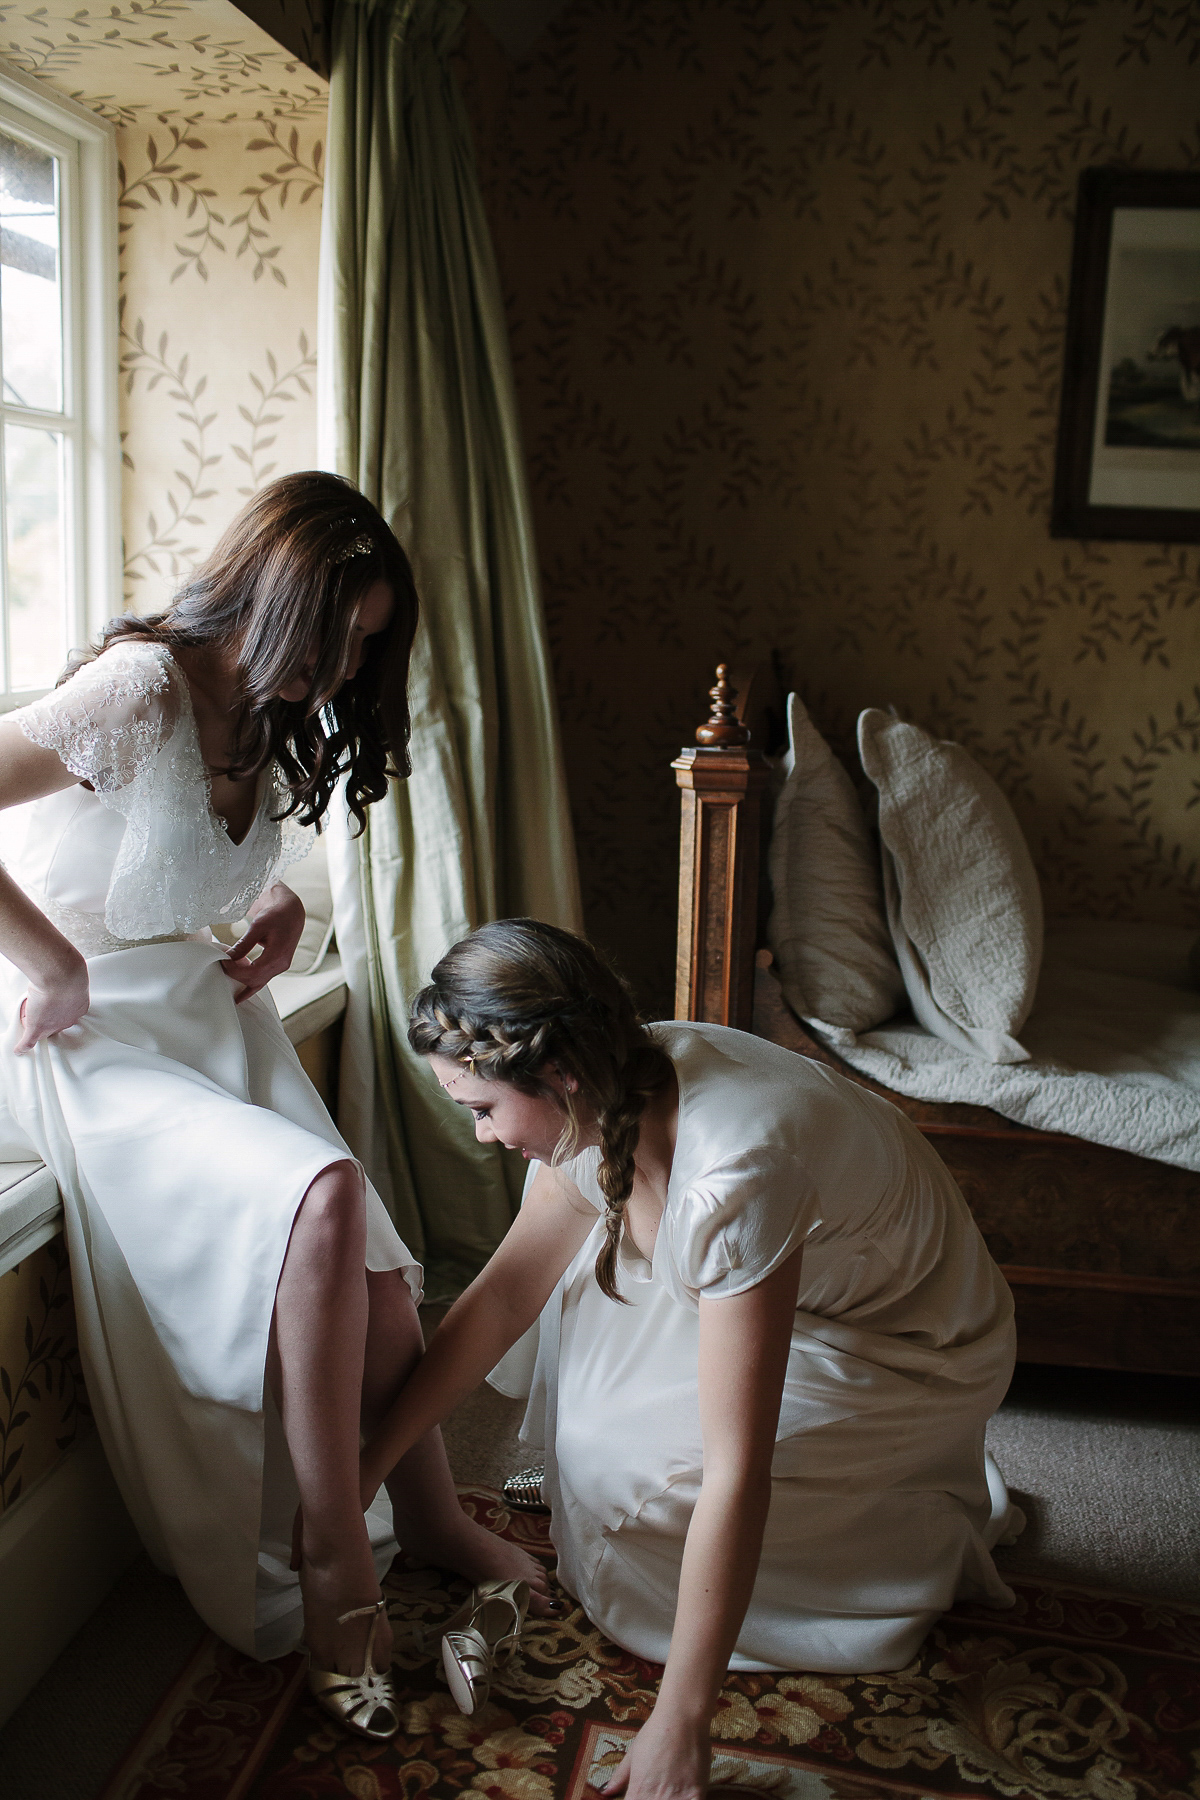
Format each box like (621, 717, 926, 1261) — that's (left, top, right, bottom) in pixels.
(361, 916, 1023, 1797)
(0, 473, 546, 1740)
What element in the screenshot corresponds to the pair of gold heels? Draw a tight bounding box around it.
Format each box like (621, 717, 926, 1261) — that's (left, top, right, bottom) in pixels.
(305, 1579, 532, 1738)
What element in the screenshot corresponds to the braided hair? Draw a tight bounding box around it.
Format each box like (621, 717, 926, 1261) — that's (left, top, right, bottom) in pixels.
(408, 919, 673, 1303)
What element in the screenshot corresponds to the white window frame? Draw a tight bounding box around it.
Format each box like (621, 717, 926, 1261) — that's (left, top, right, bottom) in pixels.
(0, 60, 119, 711)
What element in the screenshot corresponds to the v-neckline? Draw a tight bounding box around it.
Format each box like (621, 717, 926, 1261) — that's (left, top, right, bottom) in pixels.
(159, 645, 269, 848)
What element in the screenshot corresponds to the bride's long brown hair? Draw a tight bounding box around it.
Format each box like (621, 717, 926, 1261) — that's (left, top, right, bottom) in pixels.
(408, 919, 673, 1303)
(90, 472, 418, 831)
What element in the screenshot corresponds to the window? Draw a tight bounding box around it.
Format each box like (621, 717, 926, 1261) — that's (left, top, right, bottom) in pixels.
(0, 63, 119, 709)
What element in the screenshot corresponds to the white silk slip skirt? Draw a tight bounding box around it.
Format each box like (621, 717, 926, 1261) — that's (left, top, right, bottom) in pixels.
(508, 1221, 1018, 1675)
(0, 938, 419, 1658)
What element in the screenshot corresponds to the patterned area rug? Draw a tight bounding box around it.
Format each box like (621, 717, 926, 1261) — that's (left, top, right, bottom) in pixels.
(99, 1488, 1200, 1800)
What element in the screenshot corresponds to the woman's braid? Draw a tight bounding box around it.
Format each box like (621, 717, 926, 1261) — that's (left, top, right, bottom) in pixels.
(592, 1041, 671, 1302)
(409, 919, 672, 1303)
(416, 1011, 555, 1087)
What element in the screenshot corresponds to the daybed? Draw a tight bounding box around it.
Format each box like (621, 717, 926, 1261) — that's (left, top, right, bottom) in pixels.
(673, 665, 1200, 1380)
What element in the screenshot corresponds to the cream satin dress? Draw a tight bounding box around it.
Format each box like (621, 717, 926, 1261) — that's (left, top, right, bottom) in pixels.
(0, 641, 419, 1657)
(501, 1022, 1019, 1674)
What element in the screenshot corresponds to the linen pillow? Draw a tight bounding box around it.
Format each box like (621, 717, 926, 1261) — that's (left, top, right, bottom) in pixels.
(766, 693, 905, 1035)
(857, 710, 1043, 1064)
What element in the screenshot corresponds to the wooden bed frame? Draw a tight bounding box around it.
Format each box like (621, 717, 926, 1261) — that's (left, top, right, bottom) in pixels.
(673, 665, 1200, 1377)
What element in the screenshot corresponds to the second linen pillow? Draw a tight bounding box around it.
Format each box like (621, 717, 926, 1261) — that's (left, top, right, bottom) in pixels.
(857, 709, 1043, 1064)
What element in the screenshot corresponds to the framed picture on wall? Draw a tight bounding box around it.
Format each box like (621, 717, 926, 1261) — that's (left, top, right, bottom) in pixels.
(1052, 168, 1200, 543)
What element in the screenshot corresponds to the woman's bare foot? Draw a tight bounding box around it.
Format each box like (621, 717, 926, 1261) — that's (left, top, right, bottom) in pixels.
(397, 1508, 559, 1616)
(300, 1554, 395, 1672)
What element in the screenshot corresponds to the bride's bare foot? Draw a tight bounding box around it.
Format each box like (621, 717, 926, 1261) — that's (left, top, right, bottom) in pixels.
(301, 1554, 395, 1672)
(397, 1508, 559, 1616)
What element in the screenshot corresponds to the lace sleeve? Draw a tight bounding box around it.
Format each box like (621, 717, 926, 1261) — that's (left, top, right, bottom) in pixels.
(8, 642, 181, 790)
(10, 641, 313, 941)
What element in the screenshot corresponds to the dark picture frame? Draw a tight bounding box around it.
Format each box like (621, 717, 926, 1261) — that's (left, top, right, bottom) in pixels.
(1052, 168, 1200, 544)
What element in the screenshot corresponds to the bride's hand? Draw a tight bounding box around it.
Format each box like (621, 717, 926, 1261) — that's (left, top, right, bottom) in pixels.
(598, 1706, 711, 1800)
(222, 883, 306, 1001)
(15, 959, 90, 1053)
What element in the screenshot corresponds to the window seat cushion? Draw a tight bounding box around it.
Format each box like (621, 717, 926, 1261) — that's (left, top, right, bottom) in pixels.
(0, 1162, 63, 1278)
(269, 953, 348, 1047)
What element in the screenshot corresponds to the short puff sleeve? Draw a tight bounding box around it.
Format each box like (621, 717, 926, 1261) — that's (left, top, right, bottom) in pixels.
(10, 641, 180, 791)
(662, 1148, 818, 1304)
(557, 1146, 605, 1211)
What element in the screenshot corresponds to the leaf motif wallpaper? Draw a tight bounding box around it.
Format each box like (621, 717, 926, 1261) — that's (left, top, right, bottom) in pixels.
(0, 0, 327, 124)
(0, 1237, 88, 1518)
(117, 110, 322, 612)
(0, 0, 326, 616)
(457, 0, 1200, 1014)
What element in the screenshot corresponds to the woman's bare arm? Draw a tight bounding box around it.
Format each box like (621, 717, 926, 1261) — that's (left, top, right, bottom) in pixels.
(0, 723, 90, 1051)
(358, 1162, 596, 1503)
(606, 1244, 803, 1800)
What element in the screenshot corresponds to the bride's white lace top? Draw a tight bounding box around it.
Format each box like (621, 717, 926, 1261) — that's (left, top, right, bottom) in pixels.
(5, 640, 309, 953)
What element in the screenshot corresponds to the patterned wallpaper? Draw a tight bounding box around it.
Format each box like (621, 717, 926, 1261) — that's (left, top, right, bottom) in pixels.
(117, 108, 322, 614)
(457, 0, 1200, 1015)
(0, 0, 325, 615)
(0, 1237, 88, 1517)
(0, 0, 326, 126)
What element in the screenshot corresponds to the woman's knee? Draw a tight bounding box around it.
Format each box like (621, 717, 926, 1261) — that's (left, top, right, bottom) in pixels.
(291, 1160, 367, 1262)
(366, 1268, 424, 1349)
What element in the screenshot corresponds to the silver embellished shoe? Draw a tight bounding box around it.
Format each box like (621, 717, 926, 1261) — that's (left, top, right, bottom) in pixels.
(441, 1578, 530, 1716)
(502, 1465, 549, 1512)
(307, 1598, 399, 1741)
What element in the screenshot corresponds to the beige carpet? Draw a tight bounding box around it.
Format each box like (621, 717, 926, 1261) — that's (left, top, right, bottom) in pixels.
(0, 1355, 1195, 1800)
(986, 1362, 1200, 1603)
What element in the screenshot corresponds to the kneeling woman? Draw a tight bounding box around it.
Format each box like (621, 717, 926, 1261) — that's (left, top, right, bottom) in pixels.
(360, 920, 1020, 1791)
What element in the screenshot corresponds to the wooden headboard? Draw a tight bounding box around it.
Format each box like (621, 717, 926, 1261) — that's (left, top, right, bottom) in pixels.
(672, 662, 783, 1031)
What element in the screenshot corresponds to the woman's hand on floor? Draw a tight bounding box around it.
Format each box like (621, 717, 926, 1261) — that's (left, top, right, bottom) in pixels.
(597, 1707, 711, 1800)
(15, 960, 90, 1053)
(222, 883, 306, 1001)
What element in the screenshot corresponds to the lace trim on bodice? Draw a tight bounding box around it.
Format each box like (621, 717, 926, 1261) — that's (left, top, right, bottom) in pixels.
(11, 640, 311, 940)
(34, 894, 196, 957)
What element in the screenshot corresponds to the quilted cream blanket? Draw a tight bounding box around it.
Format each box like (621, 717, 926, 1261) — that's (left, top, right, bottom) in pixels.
(822, 922, 1200, 1171)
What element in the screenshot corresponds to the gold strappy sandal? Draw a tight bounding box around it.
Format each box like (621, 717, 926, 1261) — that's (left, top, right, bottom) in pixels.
(441, 1578, 530, 1716)
(307, 1598, 399, 1741)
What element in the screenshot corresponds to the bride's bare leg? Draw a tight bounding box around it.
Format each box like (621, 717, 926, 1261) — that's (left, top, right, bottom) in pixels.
(273, 1161, 388, 1672)
(361, 1271, 556, 1613)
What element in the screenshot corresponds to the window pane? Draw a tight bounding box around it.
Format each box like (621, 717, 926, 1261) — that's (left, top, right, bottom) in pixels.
(0, 130, 61, 414)
(5, 423, 66, 691)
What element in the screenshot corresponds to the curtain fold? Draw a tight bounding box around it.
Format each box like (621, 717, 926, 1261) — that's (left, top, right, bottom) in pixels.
(319, 0, 582, 1294)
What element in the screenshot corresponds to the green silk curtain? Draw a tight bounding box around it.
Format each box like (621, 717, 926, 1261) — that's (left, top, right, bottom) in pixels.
(322, 0, 582, 1292)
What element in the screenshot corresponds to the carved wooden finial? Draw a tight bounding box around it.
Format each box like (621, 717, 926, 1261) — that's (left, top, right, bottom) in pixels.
(695, 663, 750, 747)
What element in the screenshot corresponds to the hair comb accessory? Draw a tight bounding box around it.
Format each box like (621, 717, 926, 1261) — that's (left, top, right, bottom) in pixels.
(331, 532, 375, 565)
